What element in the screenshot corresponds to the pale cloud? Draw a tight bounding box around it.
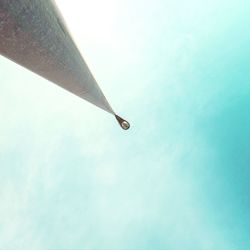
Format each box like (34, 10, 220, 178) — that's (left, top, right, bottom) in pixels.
(1, 0, 250, 249)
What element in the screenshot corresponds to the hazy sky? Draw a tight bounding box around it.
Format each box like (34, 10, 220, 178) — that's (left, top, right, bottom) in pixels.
(0, 0, 250, 249)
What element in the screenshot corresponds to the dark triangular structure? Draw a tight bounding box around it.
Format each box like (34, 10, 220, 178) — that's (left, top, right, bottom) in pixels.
(0, 0, 114, 113)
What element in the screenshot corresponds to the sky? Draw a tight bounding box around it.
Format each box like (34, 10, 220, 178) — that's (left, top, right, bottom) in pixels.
(0, 0, 250, 249)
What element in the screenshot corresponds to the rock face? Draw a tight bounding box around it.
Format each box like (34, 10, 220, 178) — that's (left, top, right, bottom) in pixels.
(0, 0, 114, 113)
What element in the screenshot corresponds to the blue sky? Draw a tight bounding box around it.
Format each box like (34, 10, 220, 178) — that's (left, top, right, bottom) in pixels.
(0, 0, 250, 249)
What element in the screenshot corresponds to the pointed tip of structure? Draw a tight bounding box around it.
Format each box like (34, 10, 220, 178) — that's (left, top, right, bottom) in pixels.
(115, 115, 130, 130)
